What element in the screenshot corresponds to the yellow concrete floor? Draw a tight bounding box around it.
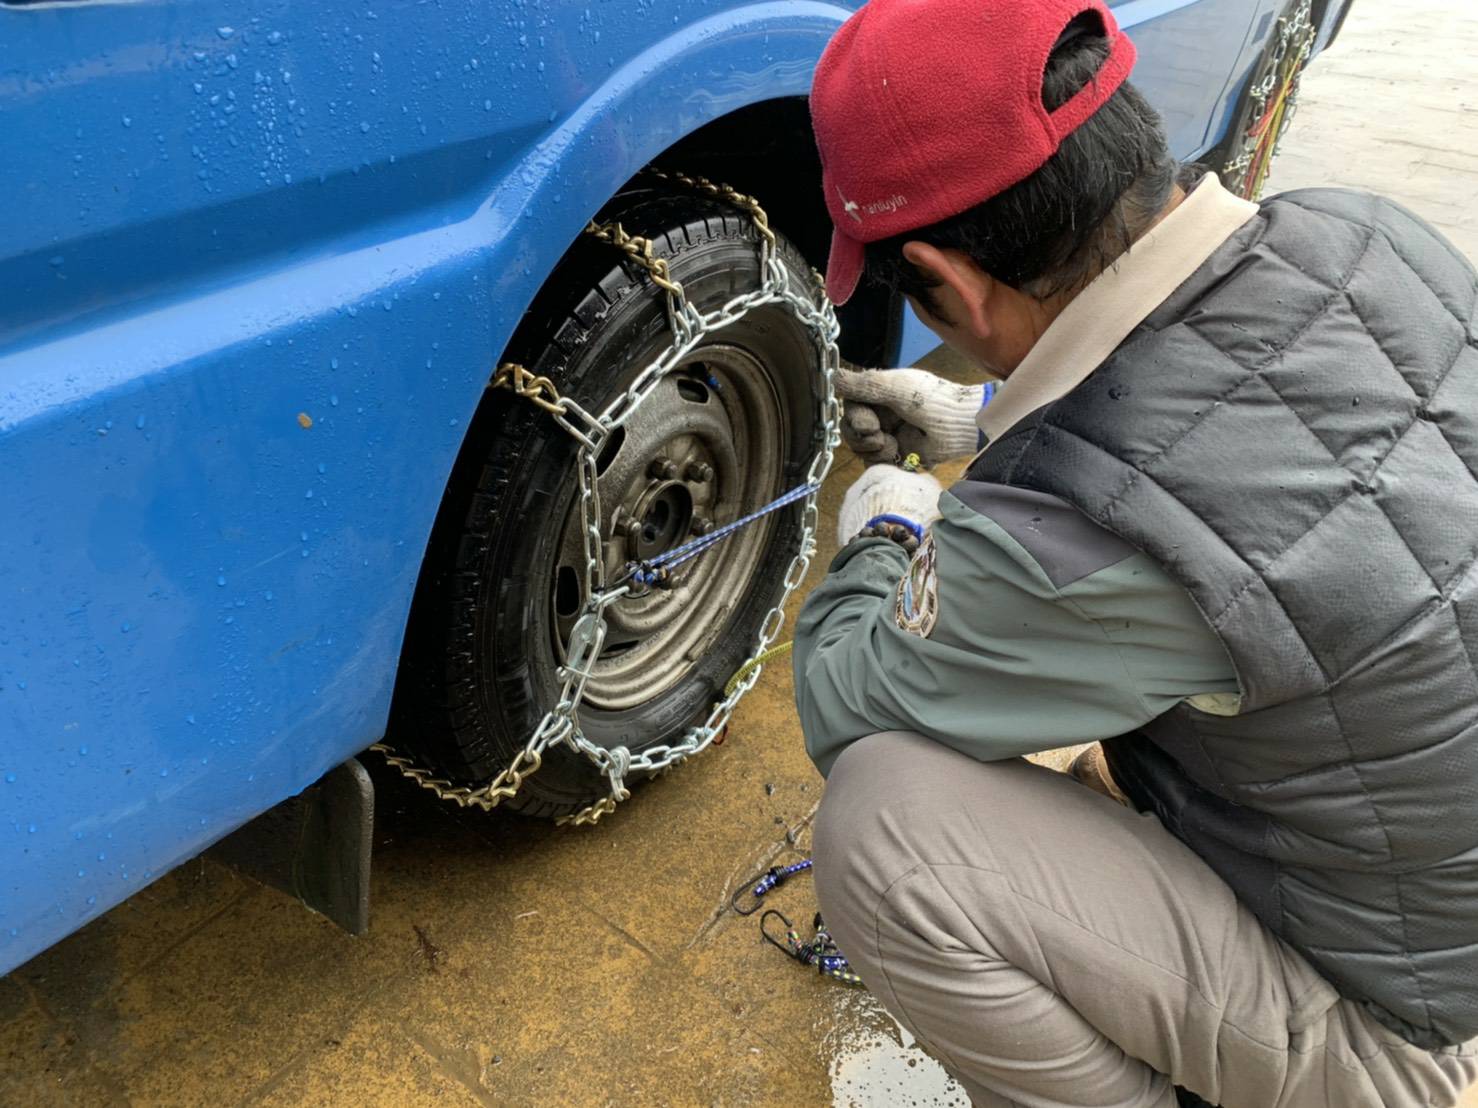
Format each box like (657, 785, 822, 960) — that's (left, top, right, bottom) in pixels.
(7, 1, 1478, 1101)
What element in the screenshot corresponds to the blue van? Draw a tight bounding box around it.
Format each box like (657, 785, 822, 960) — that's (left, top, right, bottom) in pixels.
(0, 0, 1350, 975)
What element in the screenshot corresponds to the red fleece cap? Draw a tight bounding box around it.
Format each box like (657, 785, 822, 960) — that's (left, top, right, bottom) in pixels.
(812, 0, 1138, 304)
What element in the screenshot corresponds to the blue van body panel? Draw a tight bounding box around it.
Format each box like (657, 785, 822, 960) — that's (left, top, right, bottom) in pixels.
(0, 0, 1334, 974)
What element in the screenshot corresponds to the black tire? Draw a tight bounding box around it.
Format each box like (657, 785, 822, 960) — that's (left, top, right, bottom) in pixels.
(389, 192, 823, 818)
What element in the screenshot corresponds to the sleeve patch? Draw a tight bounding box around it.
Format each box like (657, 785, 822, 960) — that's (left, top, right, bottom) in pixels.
(895, 532, 940, 638)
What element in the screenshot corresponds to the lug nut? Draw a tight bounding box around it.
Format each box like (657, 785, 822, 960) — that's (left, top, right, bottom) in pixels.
(685, 462, 714, 483)
(691, 516, 713, 536)
(648, 457, 677, 480)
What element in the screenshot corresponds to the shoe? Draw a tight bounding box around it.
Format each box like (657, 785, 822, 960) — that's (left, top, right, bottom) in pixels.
(1067, 743, 1129, 806)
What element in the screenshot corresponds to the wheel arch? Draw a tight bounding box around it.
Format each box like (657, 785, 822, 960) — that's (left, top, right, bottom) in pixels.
(385, 13, 902, 745)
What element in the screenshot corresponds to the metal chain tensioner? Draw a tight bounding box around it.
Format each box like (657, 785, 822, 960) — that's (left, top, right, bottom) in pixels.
(373, 171, 843, 827)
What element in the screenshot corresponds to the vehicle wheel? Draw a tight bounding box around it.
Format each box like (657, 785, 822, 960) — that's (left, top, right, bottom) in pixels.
(390, 192, 823, 818)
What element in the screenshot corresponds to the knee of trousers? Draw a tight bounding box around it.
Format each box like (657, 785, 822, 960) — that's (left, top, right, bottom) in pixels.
(813, 731, 1016, 947)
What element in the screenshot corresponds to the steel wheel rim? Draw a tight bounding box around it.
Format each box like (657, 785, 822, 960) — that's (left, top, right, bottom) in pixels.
(549, 343, 788, 712)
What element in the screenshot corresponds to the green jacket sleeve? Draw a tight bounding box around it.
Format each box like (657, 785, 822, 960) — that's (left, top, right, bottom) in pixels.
(793, 485, 1240, 777)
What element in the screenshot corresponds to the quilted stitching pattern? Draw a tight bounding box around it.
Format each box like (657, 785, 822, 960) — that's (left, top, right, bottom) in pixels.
(972, 188, 1478, 1048)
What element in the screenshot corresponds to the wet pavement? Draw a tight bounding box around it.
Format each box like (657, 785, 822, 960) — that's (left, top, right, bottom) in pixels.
(5, 0, 1478, 1103)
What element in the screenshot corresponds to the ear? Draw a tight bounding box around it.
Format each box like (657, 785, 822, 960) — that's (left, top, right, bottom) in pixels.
(902, 241, 995, 340)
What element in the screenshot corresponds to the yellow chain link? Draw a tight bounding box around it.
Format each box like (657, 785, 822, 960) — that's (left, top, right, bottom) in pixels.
(561, 796, 619, 827)
(487, 169, 786, 415)
(370, 741, 544, 812)
(489, 362, 565, 415)
(647, 169, 777, 251)
(1226, 0, 1315, 200)
(582, 219, 686, 297)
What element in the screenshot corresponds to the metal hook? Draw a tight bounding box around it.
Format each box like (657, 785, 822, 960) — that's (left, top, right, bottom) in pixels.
(730, 857, 813, 916)
(759, 909, 805, 962)
(731, 866, 782, 917)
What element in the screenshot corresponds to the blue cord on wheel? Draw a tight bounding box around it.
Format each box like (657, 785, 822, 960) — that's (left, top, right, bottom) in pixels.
(624, 479, 820, 586)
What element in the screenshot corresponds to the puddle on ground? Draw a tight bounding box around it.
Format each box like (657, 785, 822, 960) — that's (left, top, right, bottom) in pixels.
(821, 987, 967, 1107)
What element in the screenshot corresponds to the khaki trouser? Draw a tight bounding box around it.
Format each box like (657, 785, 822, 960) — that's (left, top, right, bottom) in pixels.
(812, 732, 1478, 1108)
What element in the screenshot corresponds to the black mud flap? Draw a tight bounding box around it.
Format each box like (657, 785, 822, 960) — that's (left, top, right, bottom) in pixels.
(210, 757, 374, 935)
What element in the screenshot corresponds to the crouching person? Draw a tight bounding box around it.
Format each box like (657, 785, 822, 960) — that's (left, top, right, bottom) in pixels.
(794, 1, 1478, 1105)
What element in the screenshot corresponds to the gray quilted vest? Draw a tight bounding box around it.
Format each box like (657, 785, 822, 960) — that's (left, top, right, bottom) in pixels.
(969, 187, 1478, 1048)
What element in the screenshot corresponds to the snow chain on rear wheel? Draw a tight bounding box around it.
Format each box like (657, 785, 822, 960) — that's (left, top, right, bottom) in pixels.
(372, 170, 843, 827)
(1220, 0, 1316, 200)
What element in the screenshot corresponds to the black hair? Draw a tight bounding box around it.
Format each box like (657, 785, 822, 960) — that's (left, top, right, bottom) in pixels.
(862, 12, 1178, 315)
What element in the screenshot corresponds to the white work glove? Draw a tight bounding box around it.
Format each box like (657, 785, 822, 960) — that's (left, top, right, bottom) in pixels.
(837, 365, 992, 468)
(837, 464, 943, 547)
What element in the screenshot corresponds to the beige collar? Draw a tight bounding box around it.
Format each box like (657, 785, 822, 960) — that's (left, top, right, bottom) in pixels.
(978, 174, 1259, 446)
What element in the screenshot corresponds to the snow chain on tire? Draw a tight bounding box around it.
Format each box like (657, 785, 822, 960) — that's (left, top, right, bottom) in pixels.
(1221, 0, 1316, 200)
(373, 170, 843, 827)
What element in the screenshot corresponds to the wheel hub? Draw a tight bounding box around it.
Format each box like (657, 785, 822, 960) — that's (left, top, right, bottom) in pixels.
(624, 475, 696, 562)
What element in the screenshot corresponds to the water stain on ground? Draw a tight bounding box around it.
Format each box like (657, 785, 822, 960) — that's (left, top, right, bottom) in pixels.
(821, 991, 967, 1108)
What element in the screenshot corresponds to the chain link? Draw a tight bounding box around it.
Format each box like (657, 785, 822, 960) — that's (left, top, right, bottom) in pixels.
(488, 362, 563, 416)
(582, 220, 687, 299)
(647, 169, 778, 253)
(374, 170, 842, 827)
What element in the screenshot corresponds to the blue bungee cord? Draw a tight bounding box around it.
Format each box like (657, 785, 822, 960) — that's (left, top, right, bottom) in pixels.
(732, 857, 863, 987)
(760, 909, 864, 987)
(731, 858, 815, 916)
(623, 480, 820, 588)
(626, 474, 859, 984)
